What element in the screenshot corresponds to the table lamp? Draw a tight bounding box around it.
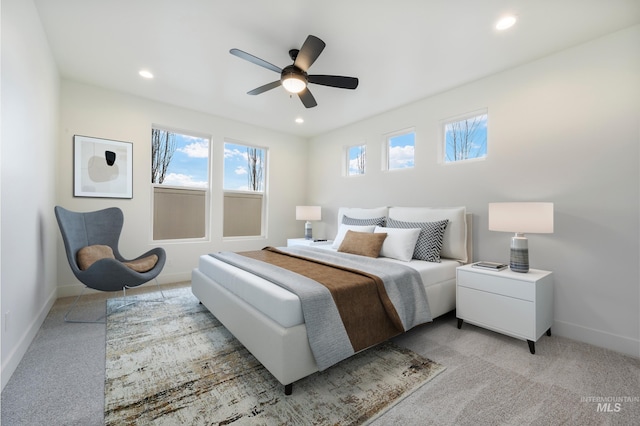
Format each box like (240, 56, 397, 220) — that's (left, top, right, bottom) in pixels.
(296, 206, 321, 240)
(488, 202, 554, 273)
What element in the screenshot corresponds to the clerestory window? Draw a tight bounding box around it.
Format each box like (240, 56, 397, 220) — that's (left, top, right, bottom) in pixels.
(443, 110, 488, 163)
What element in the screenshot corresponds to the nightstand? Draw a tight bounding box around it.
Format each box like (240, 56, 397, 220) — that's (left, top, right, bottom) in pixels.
(456, 264, 553, 354)
(287, 238, 333, 247)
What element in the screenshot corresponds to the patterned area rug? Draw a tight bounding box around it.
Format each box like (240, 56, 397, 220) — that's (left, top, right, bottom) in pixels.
(104, 287, 445, 425)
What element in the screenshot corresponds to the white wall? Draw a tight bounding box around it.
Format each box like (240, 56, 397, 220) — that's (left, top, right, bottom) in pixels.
(307, 26, 640, 358)
(1, 2, 637, 395)
(1, 0, 60, 390)
(56, 80, 309, 296)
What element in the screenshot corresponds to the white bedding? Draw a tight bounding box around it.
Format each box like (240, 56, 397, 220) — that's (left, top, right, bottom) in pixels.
(192, 209, 472, 392)
(196, 249, 460, 329)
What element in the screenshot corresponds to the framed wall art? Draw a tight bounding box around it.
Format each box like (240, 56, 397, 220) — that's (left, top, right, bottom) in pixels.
(73, 135, 133, 198)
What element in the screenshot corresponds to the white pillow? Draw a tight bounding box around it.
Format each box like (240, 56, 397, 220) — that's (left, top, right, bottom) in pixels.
(374, 226, 421, 262)
(332, 224, 376, 248)
(388, 207, 468, 263)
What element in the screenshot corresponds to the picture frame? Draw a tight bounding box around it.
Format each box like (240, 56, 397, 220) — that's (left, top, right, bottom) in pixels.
(73, 135, 133, 198)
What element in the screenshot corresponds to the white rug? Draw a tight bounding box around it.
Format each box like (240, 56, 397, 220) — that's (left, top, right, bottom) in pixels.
(104, 287, 446, 425)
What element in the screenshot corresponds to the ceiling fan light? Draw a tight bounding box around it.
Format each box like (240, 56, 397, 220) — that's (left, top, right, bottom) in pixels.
(282, 74, 306, 93)
(496, 15, 517, 30)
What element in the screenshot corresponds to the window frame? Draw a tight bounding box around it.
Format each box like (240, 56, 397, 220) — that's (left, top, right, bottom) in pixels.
(441, 109, 488, 164)
(382, 128, 416, 171)
(345, 143, 367, 176)
(150, 125, 211, 242)
(222, 139, 268, 239)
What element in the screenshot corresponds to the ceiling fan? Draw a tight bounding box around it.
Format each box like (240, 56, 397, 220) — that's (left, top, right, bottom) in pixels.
(230, 35, 359, 108)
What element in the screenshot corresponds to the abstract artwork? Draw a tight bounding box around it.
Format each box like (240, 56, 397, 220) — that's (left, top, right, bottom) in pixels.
(73, 135, 133, 198)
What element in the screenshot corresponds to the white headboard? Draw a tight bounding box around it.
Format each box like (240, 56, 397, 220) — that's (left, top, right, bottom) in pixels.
(465, 212, 473, 264)
(334, 206, 473, 264)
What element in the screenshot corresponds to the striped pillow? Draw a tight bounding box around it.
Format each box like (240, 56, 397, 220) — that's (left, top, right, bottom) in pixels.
(386, 218, 448, 262)
(342, 215, 386, 227)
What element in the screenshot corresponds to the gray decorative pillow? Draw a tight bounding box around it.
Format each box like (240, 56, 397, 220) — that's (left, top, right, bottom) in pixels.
(386, 218, 448, 262)
(342, 215, 386, 227)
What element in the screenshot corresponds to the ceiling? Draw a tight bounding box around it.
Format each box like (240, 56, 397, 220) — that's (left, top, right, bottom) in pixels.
(34, 0, 640, 138)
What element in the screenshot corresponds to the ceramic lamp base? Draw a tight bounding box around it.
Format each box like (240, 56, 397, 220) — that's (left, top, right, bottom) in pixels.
(510, 234, 529, 273)
(304, 221, 312, 240)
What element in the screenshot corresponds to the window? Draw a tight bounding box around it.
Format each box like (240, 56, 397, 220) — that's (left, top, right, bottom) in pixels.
(385, 129, 415, 170)
(347, 144, 366, 176)
(443, 110, 488, 163)
(151, 127, 209, 240)
(223, 141, 267, 237)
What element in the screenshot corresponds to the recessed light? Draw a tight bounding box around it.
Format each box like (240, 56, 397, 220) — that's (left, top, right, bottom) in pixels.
(295, 117, 304, 124)
(139, 70, 154, 79)
(496, 15, 517, 31)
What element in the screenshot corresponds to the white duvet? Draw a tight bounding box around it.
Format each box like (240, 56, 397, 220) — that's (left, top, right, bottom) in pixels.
(197, 248, 459, 329)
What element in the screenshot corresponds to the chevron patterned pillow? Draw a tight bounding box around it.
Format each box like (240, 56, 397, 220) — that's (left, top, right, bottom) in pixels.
(342, 215, 386, 227)
(386, 218, 448, 262)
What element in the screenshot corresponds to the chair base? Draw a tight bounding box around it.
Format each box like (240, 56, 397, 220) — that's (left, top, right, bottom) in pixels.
(63, 279, 166, 324)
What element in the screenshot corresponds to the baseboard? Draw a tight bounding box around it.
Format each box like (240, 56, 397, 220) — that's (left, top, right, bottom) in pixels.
(56, 271, 192, 298)
(1, 288, 57, 392)
(553, 319, 640, 359)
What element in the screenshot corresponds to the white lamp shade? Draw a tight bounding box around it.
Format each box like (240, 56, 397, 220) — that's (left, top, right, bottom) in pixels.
(296, 206, 321, 221)
(488, 202, 554, 234)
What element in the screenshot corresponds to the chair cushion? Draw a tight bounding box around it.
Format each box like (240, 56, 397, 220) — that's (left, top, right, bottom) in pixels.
(77, 245, 158, 273)
(124, 255, 159, 273)
(77, 245, 115, 270)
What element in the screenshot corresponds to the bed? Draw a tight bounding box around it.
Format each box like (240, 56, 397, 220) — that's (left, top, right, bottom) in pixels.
(192, 206, 472, 394)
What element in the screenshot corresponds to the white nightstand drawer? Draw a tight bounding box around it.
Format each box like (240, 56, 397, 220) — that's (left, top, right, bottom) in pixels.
(457, 269, 534, 301)
(456, 264, 553, 353)
(457, 286, 534, 338)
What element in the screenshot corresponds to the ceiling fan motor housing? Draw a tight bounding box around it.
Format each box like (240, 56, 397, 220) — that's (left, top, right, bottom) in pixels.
(281, 65, 308, 85)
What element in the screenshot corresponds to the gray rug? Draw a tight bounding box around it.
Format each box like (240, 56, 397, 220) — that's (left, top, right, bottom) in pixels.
(104, 287, 446, 425)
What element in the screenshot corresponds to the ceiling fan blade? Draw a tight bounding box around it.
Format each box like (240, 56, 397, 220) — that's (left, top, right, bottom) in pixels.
(230, 48, 282, 73)
(293, 35, 325, 72)
(298, 88, 317, 108)
(308, 75, 359, 90)
(247, 80, 281, 95)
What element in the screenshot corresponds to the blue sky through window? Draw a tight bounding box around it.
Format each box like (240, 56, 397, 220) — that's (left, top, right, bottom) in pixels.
(162, 133, 209, 188)
(348, 145, 366, 175)
(388, 132, 415, 169)
(224, 142, 265, 191)
(444, 113, 487, 162)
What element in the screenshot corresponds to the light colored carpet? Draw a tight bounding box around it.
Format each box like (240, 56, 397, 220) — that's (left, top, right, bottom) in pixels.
(3, 282, 639, 425)
(104, 288, 445, 425)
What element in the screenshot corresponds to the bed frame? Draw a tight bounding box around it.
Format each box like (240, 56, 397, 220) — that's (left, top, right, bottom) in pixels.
(192, 213, 472, 395)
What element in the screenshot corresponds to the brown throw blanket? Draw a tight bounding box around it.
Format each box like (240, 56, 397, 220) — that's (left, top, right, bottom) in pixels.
(238, 247, 404, 352)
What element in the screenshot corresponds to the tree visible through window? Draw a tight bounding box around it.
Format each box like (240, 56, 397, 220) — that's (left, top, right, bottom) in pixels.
(151, 127, 209, 240)
(223, 141, 267, 238)
(444, 111, 488, 163)
(347, 144, 366, 176)
(151, 129, 175, 184)
(152, 128, 209, 188)
(246, 147, 264, 191)
(224, 142, 265, 191)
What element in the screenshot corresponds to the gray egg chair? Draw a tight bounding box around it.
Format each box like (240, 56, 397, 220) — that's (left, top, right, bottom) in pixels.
(55, 206, 166, 323)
